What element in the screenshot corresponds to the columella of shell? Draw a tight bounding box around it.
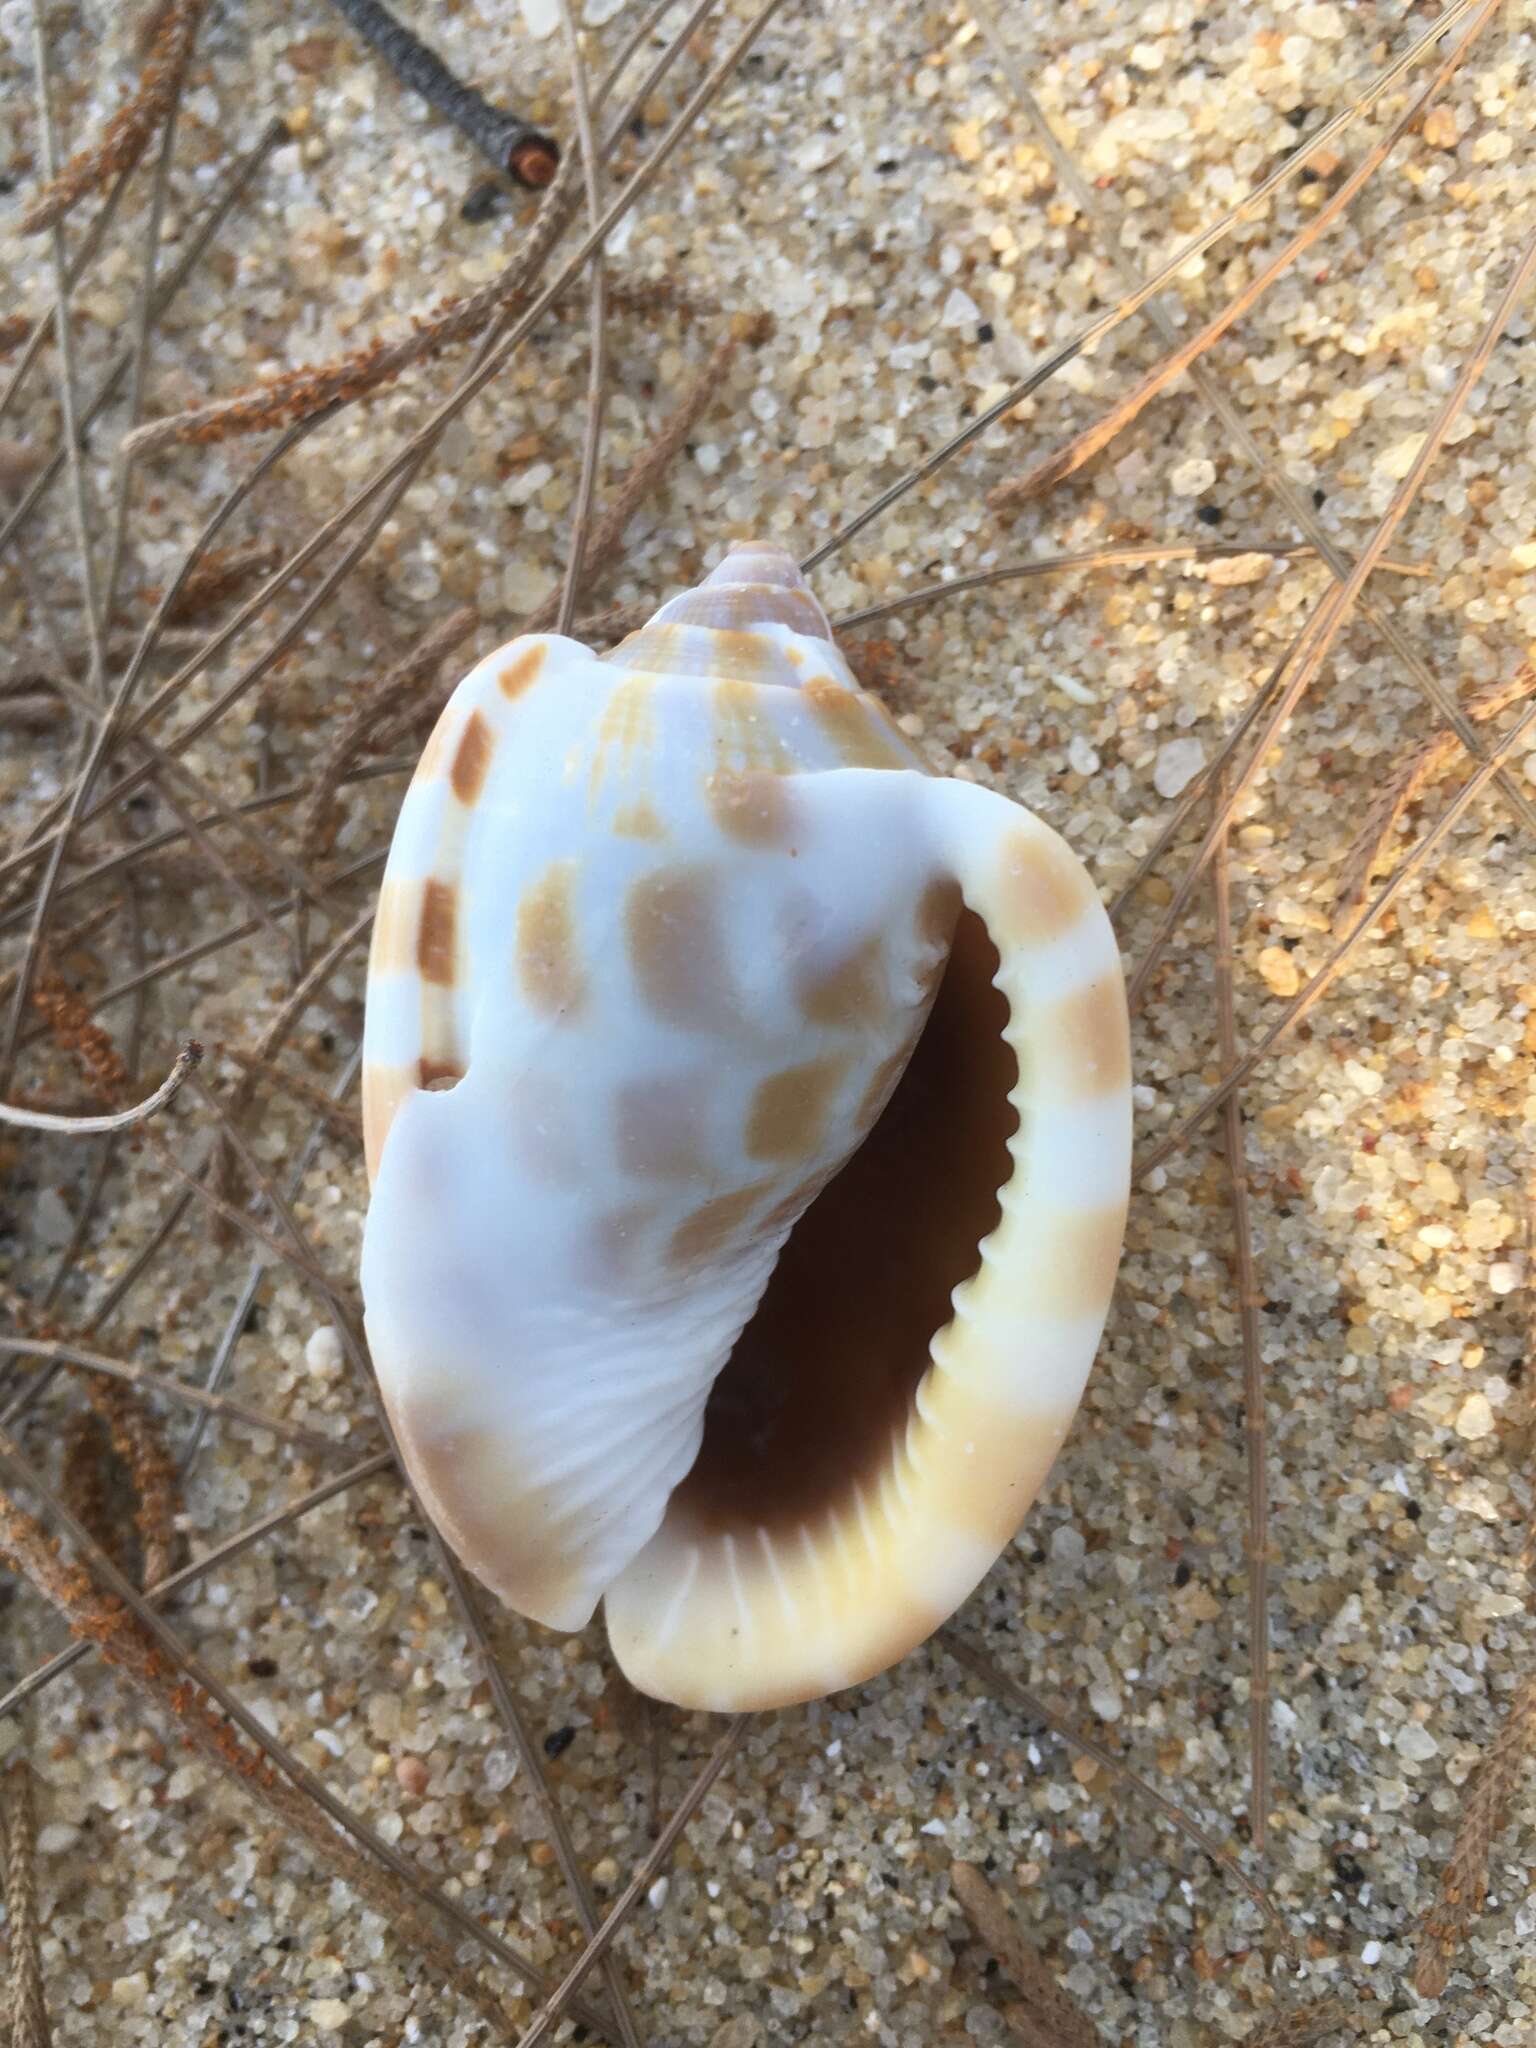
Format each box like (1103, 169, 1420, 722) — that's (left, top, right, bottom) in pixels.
(360, 541, 1132, 1712)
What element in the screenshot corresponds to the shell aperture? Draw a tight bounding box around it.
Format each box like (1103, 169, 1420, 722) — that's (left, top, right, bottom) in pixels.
(360, 543, 1131, 1710)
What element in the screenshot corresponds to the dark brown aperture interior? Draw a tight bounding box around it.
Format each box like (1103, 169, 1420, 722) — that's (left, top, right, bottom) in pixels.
(675, 908, 1020, 1534)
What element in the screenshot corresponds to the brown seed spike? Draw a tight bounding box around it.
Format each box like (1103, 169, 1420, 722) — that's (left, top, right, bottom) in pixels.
(450, 710, 495, 805)
(516, 861, 585, 1017)
(498, 642, 547, 699)
(745, 1056, 851, 1162)
(417, 880, 458, 987)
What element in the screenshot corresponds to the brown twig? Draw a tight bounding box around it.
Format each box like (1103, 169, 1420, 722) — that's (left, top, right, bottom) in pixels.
(324, 0, 559, 186)
(1, 1759, 52, 2048)
(214, 1045, 364, 1140)
(950, 1862, 1102, 2048)
(1414, 1676, 1536, 1996)
(1332, 661, 1536, 930)
(1212, 790, 1270, 1855)
(21, 0, 205, 235)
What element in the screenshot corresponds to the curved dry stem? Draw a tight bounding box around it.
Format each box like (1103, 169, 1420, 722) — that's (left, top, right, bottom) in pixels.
(0, 1039, 201, 1134)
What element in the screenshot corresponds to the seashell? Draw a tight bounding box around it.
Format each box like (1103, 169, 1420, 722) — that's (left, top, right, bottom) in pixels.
(360, 541, 1132, 1712)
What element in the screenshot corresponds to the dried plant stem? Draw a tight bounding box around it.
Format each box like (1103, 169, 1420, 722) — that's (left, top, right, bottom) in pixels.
(1212, 794, 1270, 1855)
(1126, 227, 1536, 1016)
(833, 544, 1425, 632)
(215, 1045, 363, 1139)
(1415, 1675, 1536, 1996)
(1, 1758, 52, 2048)
(299, 608, 479, 863)
(525, 315, 770, 636)
(1137, 696, 1536, 1178)
(555, 1, 610, 637)
(799, 0, 1482, 572)
(988, 14, 1490, 512)
(21, 0, 204, 235)
(950, 1862, 1102, 2048)
(974, 0, 1536, 857)
(515, 1716, 749, 2048)
(0, 1452, 393, 1721)
(942, 1630, 1295, 1958)
(1332, 660, 1536, 928)
(0, 1438, 613, 2037)
(0, 1334, 349, 1452)
(0, 1040, 200, 1133)
(0, 117, 291, 569)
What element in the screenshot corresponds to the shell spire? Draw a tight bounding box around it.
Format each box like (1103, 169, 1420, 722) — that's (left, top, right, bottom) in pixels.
(603, 541, 838, 690)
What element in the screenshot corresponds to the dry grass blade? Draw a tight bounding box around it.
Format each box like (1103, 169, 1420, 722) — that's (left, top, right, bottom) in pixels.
(1138, 695, 1536, 1177)
(21, 0, 205, 235)
(1126, 227, 1536, 1016)
(0, 1333, 352, 1452)
(156, 539, 283, 623)
(515, 1715, 750, 2048)
(0, 1039, 201, 1133)
(950, 1861, 1102, 2048)
(943, 1630, 1296, 1957)
(1212, 794, 1271, 1855)
(1, 1757, 52, 2048)
(987, 8, 1491, 512)
(299, 608, 479, 864)
(1414, 1675, 1536, 1996)
(0, 1437, 614, 2037)
(214, 1044, 363, 1140)
(799, 0, 1482, 571)
(0, 1452, 393, 1721)
(554, 0, 609, 639)
(1332, 661, 1536, 929)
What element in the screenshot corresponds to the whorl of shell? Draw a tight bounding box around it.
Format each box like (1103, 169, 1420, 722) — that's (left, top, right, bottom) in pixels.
(361, 542, 1131, 1711)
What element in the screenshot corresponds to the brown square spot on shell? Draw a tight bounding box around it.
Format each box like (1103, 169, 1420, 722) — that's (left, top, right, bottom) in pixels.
(795, 935, 886, 1031)
(498, 641, 547, 699)
(450, 709, 495, 805)
(516, 860, 586, 1017)
(998, 829, 1098, 946)
(707, 771, 790, 846)
(416, 879, 458, 987)
(614, 1073, 712, 1181)
(1037, 973, 1131, 1100)
(802, 676, 912, 770)
(668, 1181, 776, 1267)
(625, 863, 739, 1031)
(744, 1054, 852, 1162)
(1028, 1203, 1129, 1320)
